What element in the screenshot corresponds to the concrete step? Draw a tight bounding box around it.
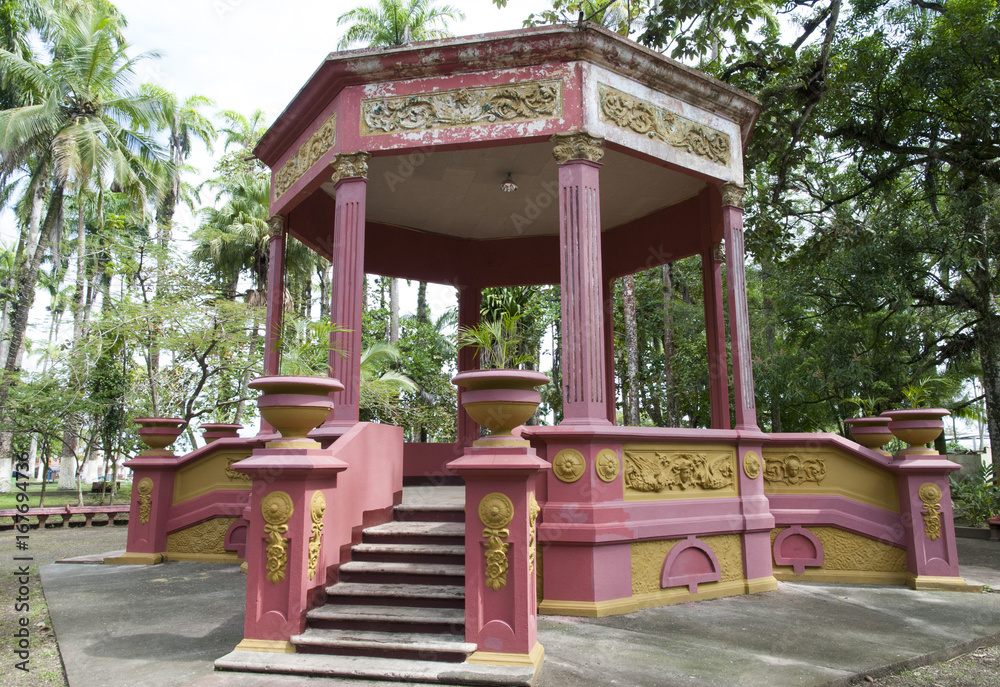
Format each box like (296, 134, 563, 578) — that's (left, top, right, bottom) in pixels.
(339, 560, 465, 586)
(307, 603, 464, 634)
(215, 649, 536, 686)
(394, 503, 465, 523)
(363, 521, 464, 546)
(293, 628, 476, 662)
(325, 582, 465, 609)
(351, 542, 465, 565)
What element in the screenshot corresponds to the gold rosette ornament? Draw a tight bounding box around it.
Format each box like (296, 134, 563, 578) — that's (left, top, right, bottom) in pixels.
(479, 493, 514, 591)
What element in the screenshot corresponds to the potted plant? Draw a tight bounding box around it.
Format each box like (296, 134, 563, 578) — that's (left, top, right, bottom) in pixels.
(452, 312, 548, 445)
(842, 396, 892, 455)
(882, 376, 951, 457)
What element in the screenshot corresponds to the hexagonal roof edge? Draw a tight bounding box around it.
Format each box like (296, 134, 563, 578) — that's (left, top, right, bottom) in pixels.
(254, 22, 760, 168)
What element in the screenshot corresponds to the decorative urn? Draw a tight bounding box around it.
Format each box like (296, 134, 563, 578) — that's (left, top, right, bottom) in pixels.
(881, 408, 951, 457)
(452, 370, 549, 446)
(134, 417, 187, 455)
(843, 416, 894, 456)
(248, 375, 343, 446)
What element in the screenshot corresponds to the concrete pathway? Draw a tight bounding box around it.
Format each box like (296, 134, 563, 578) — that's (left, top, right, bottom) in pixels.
(40, 517, 1000, 687)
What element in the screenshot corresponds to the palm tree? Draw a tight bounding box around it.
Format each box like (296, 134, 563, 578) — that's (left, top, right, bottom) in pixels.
(0, 1, 168, 488)
(337, 0, 465, 49)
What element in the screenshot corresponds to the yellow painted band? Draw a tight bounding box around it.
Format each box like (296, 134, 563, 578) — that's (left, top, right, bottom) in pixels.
(103, 552, 163, 565)
(745, 576, 779, 594)
(773, 568, 909, 585)
(235, 639, 296, 653)
(468, 642, 545, 673)
(907, 575, 983, 593)
(162, 552, 241, 563)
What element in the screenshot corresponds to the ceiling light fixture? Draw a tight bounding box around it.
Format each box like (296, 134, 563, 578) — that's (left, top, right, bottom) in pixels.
(500, 172, 518, 193)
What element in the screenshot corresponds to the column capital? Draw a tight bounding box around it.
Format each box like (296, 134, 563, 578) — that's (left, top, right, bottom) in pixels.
(267, 215, 285, 239)
(552, 131, 605, 164)
(720, 182, 746, 209)
(330, 151, 372, 185)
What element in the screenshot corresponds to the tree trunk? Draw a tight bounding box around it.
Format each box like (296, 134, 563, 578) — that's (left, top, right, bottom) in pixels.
(761, 257, 782, 433)
(417, 281, 428, 323)
(623, 274, 640, 425)
(662, 263, 678, 427)
(318, 263, 331, 321)
(389, 278, 399, 343)
(978, 312, 1000, 481)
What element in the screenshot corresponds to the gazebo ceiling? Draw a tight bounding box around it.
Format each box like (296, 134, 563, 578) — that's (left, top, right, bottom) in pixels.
(319, 144, 706, 240)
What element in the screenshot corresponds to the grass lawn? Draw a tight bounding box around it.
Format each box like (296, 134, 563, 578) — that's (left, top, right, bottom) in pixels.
(0, 482, 132, 510)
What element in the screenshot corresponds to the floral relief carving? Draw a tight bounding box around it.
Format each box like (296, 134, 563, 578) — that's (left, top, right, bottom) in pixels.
(624, 451, 734, 493)
(225, 457, 251, 482)
(361, 80, 562, 136)
(771, 527, 906, 573)
(595, 449, 621, 482)
(552, 449, 586, 483)
(261, 491, 293, 584)
(329, 151, 371, 186)
(275, 113, 337, 199)
(479, 493, 514, 591)
(551, 131, 605, 163)
(307, 491, 326, 580)
(166, 517, 238, 554)
(763, 454, 826, 486)
(528, 492, 540, 575)
(598, 84, 731, 166)
(918, 483, 943, 541)
(742, 450, 762, 480)
(136, 477, 154, 524)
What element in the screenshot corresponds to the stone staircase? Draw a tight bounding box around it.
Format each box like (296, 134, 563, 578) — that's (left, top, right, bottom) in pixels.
(215, 499, 537, 685)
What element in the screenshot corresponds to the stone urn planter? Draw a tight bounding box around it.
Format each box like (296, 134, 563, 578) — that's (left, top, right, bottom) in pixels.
(248, 375, 343, 446)
(134, 417, 187, 454)
(200, 423, 243, 444)
(452, 370, 549, 446)
(843, 416, 893, 456)
(881, 408, 951, 457)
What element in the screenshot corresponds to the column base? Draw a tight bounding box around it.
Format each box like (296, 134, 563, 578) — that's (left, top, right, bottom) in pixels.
(538, 597, 637, 617)
(234, 638, 296, 653)
(468, 642, 545, 673)
(103, 552, 163, 565)
(745, 576, 778, 594)
(907, 574, 983, 593)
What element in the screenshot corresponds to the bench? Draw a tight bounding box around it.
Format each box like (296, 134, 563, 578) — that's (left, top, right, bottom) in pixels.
(989, 517, 1000, 542)
(0, 504, 130, 530)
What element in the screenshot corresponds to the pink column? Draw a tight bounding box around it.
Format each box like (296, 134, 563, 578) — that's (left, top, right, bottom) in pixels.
(721, 183, 758, 431)
(896, 455, 971, 590)
(317, 153, 370, 435)
(553, 132, 610, 427)
(702, 241, 730, 429)
(447, 446, 549, 671)
(259, 216, 287, 437)
(603, 280, 617, 424)
(457, 285, 482, 448)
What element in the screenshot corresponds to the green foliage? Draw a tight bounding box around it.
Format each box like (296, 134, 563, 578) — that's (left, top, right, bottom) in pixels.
(337, 0, 465, 49)
(950, 463, 1000, 527)
(458, 312, 535, 370)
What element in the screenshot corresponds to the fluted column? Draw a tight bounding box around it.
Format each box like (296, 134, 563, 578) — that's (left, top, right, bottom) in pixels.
(553, 132, 610, 426)
(263, 215, 286, 377)
(702, 240, 730, 429)
(721, 183, 758, 431)
(322, 152, 370, 429)
(457, 285, 482, 447)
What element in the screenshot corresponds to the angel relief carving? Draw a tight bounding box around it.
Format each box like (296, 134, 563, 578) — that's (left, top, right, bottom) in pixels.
(624, 451, 734, 493)
(763, 454, 826, 486)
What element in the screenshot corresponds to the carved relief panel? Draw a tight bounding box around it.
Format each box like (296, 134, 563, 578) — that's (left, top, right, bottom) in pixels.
(623, 445, 737, 500)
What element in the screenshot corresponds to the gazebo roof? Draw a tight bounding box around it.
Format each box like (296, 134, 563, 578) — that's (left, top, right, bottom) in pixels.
(255, 23, 760, 288)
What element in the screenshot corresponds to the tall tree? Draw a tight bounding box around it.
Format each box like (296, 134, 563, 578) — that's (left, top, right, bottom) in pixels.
(336, 0, 465, 49)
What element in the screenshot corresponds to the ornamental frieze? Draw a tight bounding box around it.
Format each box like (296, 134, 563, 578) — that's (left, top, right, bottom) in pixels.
(360, 80, 563, 136)
(274, 113, 337, 199)
(136, 477, 153, 524)
(918, 483, 943, 541)
(763, 454, 826, 486)
(597, 84, 731, 167)
(623, 450, 734, 494)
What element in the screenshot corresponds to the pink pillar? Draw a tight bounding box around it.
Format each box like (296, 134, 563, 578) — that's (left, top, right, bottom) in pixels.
(896, 455, 968, 589)
(457, 285, 482, 448)
(318, 153, 370, 434)
(721, 183, 758, 431)
(603, 280, 617, 424)
(702, 242, 730, 429)
(447, 446, 548, 670)
(259, 216, 287, 437)
(553, 132, 610, 427)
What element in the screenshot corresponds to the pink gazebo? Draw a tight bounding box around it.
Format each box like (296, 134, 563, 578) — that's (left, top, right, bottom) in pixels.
(114, 24, 973, 686)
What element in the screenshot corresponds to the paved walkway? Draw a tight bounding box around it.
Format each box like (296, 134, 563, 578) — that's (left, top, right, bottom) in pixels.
(40, 511, 1000, 686)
